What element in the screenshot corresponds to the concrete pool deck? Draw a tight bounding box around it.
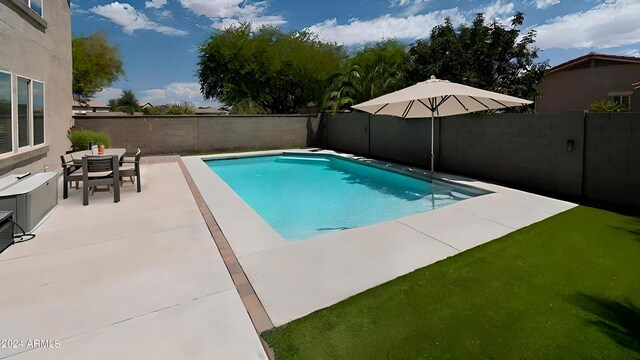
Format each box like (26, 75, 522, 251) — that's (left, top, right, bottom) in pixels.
(0, 150, 576, 359)
(0, 157, 267, 359)
(184, 149, 577, 326)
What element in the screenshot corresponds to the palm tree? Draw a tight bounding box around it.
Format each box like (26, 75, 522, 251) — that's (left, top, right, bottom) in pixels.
(323, 62, 406, 115)
(323, 40, 411, 114)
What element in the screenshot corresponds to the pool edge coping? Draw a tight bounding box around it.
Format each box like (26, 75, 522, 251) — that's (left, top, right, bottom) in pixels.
(175, 157, 277, 359)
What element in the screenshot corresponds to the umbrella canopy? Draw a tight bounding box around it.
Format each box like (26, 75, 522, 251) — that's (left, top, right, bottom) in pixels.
(352, 76, 533, 173)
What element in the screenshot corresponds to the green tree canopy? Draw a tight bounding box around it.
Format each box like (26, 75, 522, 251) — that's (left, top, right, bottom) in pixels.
(197, 23, 345, 114)
(324, 39, 411, 113)
(109, 89, 138, 114)
(409, 12, 547, 102)
(72, 32, 125, 98)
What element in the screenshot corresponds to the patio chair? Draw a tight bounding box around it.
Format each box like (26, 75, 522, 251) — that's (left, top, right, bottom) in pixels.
(119, 148, 142, 192)
(82, 155, 120, 206)
(60, 154, 82, 199)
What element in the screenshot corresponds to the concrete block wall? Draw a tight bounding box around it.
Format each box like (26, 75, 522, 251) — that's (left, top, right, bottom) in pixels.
(75, 117, 199, 154)
(323, 112, 369, 155)
(322, 112, 435, 167)
(369, 115, 434, 168)
(583, 113, 640, 207)
(439, 112, 585, 195)
(74, 115, 317, 155)
(324, 111, 639, 208)
(75, 112, 639, 208)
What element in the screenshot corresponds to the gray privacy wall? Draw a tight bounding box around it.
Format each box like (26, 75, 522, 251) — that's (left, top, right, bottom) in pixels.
(74, 115, 318, 155)
(321, 112, 640, 208)
(320, 112, 436, 168)
(75, 112, 639, 208)
(583, 113, 640, 207)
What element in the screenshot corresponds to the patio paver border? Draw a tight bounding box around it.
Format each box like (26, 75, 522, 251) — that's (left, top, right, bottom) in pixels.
(156, 155, 276, 358)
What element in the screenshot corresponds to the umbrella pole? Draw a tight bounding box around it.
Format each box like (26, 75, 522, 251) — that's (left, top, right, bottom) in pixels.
(430, 111, 435, 176)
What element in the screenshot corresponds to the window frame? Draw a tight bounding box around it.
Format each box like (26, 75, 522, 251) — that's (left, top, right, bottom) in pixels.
(0, 70, 13, 156)
(0, 72, 47, 159)
(32, 80, 45, 146)
(18, 0, 43, 17)
(16, 76, 32, 150)
(608, 91, 632, 109)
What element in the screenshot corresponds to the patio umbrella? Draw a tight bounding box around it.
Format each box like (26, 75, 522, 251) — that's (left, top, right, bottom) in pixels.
(352, 76, 533, 174)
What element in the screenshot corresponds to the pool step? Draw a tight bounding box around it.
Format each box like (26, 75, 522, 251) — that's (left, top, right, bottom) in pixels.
(275, 156, 330, 164)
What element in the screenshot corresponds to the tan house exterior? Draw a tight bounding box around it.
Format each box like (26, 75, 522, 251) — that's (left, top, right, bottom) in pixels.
(536, 53, 640, 113)
(0, 0, 72, 175)
(72, 98, 111, 114)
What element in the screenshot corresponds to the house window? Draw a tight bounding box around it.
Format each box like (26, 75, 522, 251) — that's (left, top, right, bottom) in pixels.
(33, 81, 44, 145)
(16, 77, 45, 150)
(19, 0, 43, 17)
(17, 78, 30, 148)
(0, 72, 11, 154)
(609, 91, 632, 110)
(611, 95, 630, 109)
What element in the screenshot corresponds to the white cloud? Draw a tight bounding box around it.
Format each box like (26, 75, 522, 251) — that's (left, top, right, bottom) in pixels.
(389, 0, 411, 6)
(70, 2, 88, 14)
(179, 0, 286, 29)
(535, 0, 560, 10)
(91, 87, 124, 105)
(145, 0, 166, 9)
(389, 0, 430, 6)
(157, 10, 173, 19)
(92, 84, 220, 108)
(389, 0, 431, 16)
(305, 1, 520, 46)
(139, 82, 221, 108)
(211, 15, 287, 30)
(91, 2, 187, 36)
(476, 0, 515, 21)
(306, 9, 465, 46)
(616, 48, 640, 57)
(534, 0, 640, 49)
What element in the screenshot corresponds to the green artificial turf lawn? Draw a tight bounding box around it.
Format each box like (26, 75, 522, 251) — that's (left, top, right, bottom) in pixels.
(262, 206, 640, 359)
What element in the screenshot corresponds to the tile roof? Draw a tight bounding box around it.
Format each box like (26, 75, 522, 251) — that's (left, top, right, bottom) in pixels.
(548, 52, 640, 74)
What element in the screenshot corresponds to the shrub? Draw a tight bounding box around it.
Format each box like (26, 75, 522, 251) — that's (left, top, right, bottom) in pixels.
(590, 99, 628, 113)
(142, 106, 161, 115)
(68, 129, 112, 150)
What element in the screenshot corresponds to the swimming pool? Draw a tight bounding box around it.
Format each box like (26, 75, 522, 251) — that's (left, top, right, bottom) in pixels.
(206, 154, 487, 240)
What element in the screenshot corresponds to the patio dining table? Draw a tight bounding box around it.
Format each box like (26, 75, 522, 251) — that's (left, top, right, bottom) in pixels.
(71, 148, 127, 164)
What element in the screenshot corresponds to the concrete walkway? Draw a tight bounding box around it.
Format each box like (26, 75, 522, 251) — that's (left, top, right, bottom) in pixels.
(0, 158, 266, 359)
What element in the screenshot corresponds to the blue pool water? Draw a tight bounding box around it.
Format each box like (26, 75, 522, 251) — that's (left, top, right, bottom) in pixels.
(207, 155, 485, 240)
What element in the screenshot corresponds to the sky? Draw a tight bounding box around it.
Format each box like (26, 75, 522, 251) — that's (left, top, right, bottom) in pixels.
(70, 0, 640, 108)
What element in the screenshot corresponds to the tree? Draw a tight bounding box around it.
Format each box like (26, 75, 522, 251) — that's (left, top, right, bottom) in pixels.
(197, 23, 345, 114)
(110, 89, 138, 114)
(409, 13, 547, 103)
(324, 39, 411, 113)
(72, 32, 126, 98)
(165, 101, 196, 115)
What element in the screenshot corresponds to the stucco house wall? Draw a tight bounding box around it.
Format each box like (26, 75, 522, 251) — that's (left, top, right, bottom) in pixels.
(536, 54, 640, 113)
(0, 0, 72, 175)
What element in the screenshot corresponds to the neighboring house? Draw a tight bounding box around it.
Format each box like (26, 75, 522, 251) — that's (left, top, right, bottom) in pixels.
(72, 98, 111, 114)
(633, 81, 640, 109)
(536, 53, 640, 112)
(140, 102, 153, 109)
(0, 0, 72, 175)
(195, 107, 228, 115)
